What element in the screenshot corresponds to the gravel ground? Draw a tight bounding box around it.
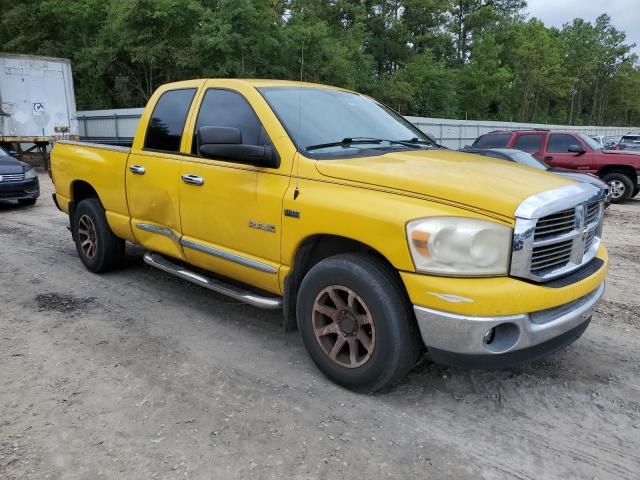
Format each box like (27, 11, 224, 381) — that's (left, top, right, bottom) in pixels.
(1, 175, 639, 480)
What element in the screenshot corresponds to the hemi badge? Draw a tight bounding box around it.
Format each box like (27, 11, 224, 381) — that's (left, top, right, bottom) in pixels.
(284, 209, 300, 219)
(248, 221, 276, 233)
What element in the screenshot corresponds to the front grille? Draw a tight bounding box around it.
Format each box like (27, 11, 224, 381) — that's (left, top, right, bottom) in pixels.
(0, 173, 25, 182)
(533, 208, 576, 241)
(511, 198, 604, 282)
(584, 229, 597, 253)
(586, 202, 599, 225)
(531, 239, 574, 273)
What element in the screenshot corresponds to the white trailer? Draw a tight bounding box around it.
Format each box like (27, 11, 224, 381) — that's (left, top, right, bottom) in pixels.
(0, 53, 79, 168)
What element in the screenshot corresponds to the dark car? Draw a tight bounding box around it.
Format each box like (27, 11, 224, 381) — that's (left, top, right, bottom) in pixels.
(0, 146, 40, 205)
(462, 148, 611, 204)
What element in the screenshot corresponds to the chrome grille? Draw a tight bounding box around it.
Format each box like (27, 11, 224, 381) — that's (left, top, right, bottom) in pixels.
(531, 239, 574, 273)
(584, 229, 597, 253)
(586, 202, 599, 225)
(0, 173, 25, 182)
(511, 183, 606, 283)
(533, 208, 576, 241)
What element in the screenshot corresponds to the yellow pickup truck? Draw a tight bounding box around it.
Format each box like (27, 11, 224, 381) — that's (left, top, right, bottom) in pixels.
(51, 79, 608, 392)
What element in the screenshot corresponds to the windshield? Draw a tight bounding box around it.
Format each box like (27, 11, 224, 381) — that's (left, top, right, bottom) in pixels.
(509, 150, 549, 170)
(259, 87, 433, 157)
(0, 146, 9, 158)
(578, 133, 603, 150)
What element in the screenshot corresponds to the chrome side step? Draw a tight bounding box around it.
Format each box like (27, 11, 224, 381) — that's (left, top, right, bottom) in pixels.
(143, 252, 283, 310)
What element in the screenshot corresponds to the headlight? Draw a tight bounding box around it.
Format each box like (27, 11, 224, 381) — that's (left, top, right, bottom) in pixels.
(24, 168, 37, 179)
(406, 217, 512, 276)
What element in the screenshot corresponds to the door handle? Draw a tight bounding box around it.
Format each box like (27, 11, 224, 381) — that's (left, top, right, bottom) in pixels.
(129, 165, 146, 175)
(543, 156, 553, 161)
(182, 174, 204, 186)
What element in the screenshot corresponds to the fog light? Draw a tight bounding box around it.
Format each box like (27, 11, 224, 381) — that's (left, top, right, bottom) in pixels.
(483, 328, 496, 345)
(482, 322, 521, 353)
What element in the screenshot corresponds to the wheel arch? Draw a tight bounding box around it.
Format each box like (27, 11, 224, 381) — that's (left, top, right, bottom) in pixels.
(69, 180, 100, 217)
(282, 234, 410, 331)
(597, 164, 637, 184)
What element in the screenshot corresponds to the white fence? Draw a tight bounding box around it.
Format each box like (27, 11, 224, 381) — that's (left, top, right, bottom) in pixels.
(77, 108, 636, 149)
(77, 108, 144, 144)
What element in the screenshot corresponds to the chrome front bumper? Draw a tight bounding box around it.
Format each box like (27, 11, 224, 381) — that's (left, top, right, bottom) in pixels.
(414, 282, 605, 367)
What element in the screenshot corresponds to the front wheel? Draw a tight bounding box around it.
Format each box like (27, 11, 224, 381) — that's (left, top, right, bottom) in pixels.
(72, 198, 125, 273)
(296, 253, 421, 393)
(603, 173, 633, 203)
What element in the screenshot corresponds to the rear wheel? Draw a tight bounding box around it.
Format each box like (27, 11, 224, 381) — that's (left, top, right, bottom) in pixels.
(296, 253, 421, 393)
(603, 173, 633, 203)
(72, 198, 125, 273)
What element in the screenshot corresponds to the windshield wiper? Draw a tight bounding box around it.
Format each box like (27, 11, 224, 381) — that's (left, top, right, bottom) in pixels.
(306, 137, 432, 152)
(306, 137, 384, 151)
(399, 137, 446, 149)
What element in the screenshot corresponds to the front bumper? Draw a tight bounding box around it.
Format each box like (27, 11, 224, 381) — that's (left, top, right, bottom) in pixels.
(414, 282, 604, 368)
(0, 177, 40, 201)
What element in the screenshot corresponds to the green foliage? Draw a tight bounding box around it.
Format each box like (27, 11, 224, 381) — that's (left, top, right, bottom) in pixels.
(1, 0, 638, 127)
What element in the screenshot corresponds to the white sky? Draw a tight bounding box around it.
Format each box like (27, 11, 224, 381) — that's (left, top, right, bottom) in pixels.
(526, 0, 640, 57)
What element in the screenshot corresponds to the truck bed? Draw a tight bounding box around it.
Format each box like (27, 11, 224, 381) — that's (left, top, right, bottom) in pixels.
(50, 140, 133, 241)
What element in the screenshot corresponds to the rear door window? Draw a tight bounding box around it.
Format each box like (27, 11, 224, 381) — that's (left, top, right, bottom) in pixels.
(144, 88, 196, 153)
(514, 134, 544, 153)
(473, 133, 510, 148)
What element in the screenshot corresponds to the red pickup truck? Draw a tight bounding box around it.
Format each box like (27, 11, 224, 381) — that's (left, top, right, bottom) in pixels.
(472, 130, 640, 203)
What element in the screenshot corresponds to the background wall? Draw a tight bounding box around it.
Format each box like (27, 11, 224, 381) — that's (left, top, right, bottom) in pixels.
(77, 109, 635, 149)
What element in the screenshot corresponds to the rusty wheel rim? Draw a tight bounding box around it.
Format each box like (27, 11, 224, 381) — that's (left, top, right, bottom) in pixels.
(77, 214, 97, 259)
(312, 285, 376, 369)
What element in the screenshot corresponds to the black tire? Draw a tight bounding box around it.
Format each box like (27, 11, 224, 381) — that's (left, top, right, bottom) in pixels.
(18, 198, 37, 206)
(72, 198, 125, 273)
(603, 173, 634, 203)
(296, 253, 422, 393)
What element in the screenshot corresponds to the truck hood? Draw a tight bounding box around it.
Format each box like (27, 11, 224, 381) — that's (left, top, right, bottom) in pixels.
(314, 149, 573, 219)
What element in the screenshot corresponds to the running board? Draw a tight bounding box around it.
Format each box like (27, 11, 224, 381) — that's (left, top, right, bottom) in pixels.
(143, 252, 283, 310)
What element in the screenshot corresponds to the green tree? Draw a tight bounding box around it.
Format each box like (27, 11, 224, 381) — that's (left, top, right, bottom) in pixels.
(191, 0, 283, 78)
(458, 32, 511, 119)
(499, 20, 571, 122)
(449, 0, 526, 63)
(394, 52, 457, 116)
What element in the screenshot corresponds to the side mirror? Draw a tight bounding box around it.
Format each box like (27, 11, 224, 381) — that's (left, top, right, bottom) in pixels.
(197, 126, 279, 168)
(198, 126, 242, 146)
(568, 144, 585, 154)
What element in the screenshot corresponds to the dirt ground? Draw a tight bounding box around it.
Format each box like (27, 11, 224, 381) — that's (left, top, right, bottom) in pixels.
(1, 175, 639, 480)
